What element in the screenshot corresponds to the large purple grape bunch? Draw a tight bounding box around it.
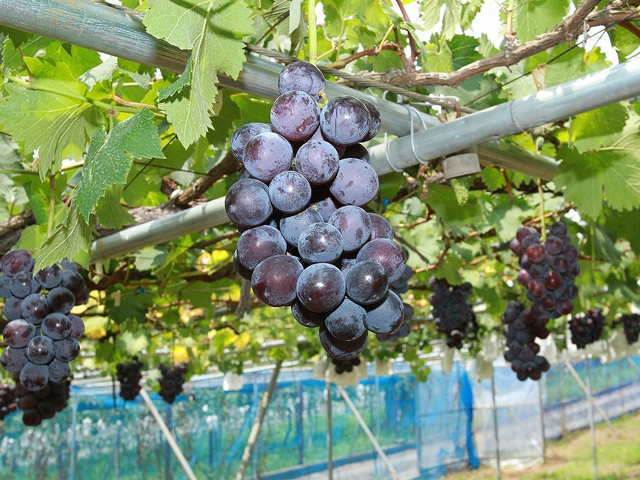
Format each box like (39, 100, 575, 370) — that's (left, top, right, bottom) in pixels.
(502, 301, 550, 381)
(158, 363, 188, 404)
(429, 278, 478, 349)
(226, 61, 407, 361)
(116, 358, 144, 401)
(331, 356, 361, 374)
(621, 314, 640, 345)
(511, 222, 580, 320)
(0, 384, 17, 421)
(569, 308, 606, 349)
(0, 250, 86, 394)
(15, 376, 70, 426)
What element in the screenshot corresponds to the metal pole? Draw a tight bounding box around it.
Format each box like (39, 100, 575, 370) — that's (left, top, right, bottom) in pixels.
(490, 369, 501, 480)
(69, 398, 78, 480)
(563, 361, 616, 434)
(252, 379, 259, 480)
(585, 359, 599, 480)
(538, 377, 547, 462)
(327, 380, 333, 480)
(115, 419, 121, 479)
(165, 404, 173, 480)
(139, 389, 198, 480)
(375, 375, 382, 478)
(336, 385, 400, 480)
(296, 383, 304, 465)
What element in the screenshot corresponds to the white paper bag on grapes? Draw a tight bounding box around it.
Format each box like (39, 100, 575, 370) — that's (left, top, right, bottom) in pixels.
(327, 364, 360, 386)
(481, 333, 500, 362)
(375, 359, 393, 376)
(441, 346, 454, 373)
(538, 336, 559, 364)
(222, 372, 243, 391)
(475, 356, 494, 381)
(312, 357, 329, 381)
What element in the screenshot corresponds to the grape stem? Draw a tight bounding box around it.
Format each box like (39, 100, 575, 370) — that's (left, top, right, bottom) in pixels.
(47, 176, 55, 237)
(308, 0, 317, 65)
(537, 179, 546, 240)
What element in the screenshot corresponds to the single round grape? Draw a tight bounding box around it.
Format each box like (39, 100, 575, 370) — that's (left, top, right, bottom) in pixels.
(296, 263, 345, 313)
(268, 170, 312, 214)
(3, 320, 36, 349)
(360, 100, 381, 141)
(48, 359, 71, 383)
(10, 271, 35, 298)
(295, 140, 340, 185)
(319, 326, 368, 361)
(291, 302, 326, 328)
(341, 143, 370, 163)
(298, 223, 344, 264)
(365, 291, 404, 334)
(368, 214, 394, 241)
(1, 346, 28, 373)
(38, 399, 56, 419)
(74, 288, 89, 306)
(320, 97, 370, 146)
(310, 192, 338, 221)
(233, 250, 253, 280)
(329, 159, 379, 206)
(225, 179, 273, 228)
(390, 280, 410, 295)
(325, 298, 367, 341)
(18, 393, 37, 410)
(345, 261, 389, 306)
(237, 226, 287, 270)
(54, 338, 80, 362)
(403, 303, 415, 321)
(278, 61, 326, 100)
(243, 132, 293, 182)
(20, 294, 50, 325)
(0, 277, 12, 299)
(20, 362, 49, 392)
(47, 287, 75, 314)
(271, 91, 320, 142)
(1, 249, 34, 277)
(230, 122, 272, 162)
(68, 314, 85, 339)
(340, 257, 358, 277)
(27, 336, 55, 365)
(328, 206, 372, 252)
(3, 296, 23, 320)
(527, 244, 546, 263)
(22, 408, 42, 426)
(60, 270, 84, 297)
(279, 208, 324, 248)
(42, 313, 71, 340)
(35, 265, 62, 289)
(356, 239, 406, 283)
(251, 255, 304, 307)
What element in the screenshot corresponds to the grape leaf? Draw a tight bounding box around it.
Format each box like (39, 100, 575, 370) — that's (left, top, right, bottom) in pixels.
(73, 109, 164, 222)
(96, 184, 136, 230)
(569, 104, 628, 153)
(480, 167, 506, 191)
(604, 207, 640, 255)
(510, 0, 569, 43)
(1, 36, 52, 70)
(419, 0, 462, 40)
(0, 58, 101, 180)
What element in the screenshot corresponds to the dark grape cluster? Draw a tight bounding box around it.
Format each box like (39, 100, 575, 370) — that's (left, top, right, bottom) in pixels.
(15, 376, 70, 426)
(227, 61, 407, 361)
(116, 358, 144, 401)
(331, 356, 361, 374)
(429, 278, 478, 349)
(621, 314, 640, 345)
(0, 250, 86, 393)
(502, 301, 550, 381)
(569, 308, 606, 349)
(158, 363, 188, 404)
(0, 384, 17, 420)
(511, 222, 580, 319)
(377, 248, 414, 343)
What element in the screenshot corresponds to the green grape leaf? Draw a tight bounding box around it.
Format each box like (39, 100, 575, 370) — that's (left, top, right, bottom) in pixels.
(420, 0, 462, 40)
(570, 104, 628, 153)
(79, 57, 119, 90)
(117, 329, 150, 356)
(0, 26, 33, 47)
(289, 0, 303, 34)
(1, 36, 52, 70)
(604, 207, 640, 254)
(510, 0, 569, 43)
(96, 184, 136, 230)
(73, 109, 164, 222)
(34, 204, 94, 271)
(480, 167, 506, 191)
(134, 247, 168, 271)
(0, 58, 101, 180)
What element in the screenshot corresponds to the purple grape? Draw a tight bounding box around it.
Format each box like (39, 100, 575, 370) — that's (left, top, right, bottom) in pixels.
(20, 294, 50, 325)
(42, 313, 71, 340)
(295, 140, 340, 185)
(237, 225, 287, 270)
(319, 326, 368, 361)
(230, 122, 272, 162)
(3, 320, 36, 348)
(340, 257, 358, 277)
(298, 223, 344, 264)
(341, 143, 370, 163)
(251, 255, 304, 307)
(10, 271, 35, 298)
(270, 91, 320, 142)
(403, 303, 415, 321)
(1, 249, 34, 276)
(364, 291, 404, 334)
(296, 263, 345, 313)
(329, 159, 379, 206)
(278, 61, 326, 101)
(243, 132, 293, 182)
(26, 336, 55, 365)
(345, 261, 389, 306)
(328, 206, 372, 252)
(320, 97, 370, 146)
(35, 265, 62, 289)
(60, 258, 78, 273)
(369, 214, 394, 240)
(68, 314, 85, 339)
(54, 338, 80, 362)
(60, 270, 84, 297)
(74, 288, 89, 306)
(233, 250, 253, 280)
(360, 100, 381, 141)
(310, 192, 339, 221)
(225, 179, 273, 228)
(291, 302, 326, 328)
(2, 297, 22, 320)
(20, 362, 49, 391)
(268, 170, 312, 214)
(47, 287, 75, 314)
(1, 346, 27, 373)
(48, 359, 71, 383)
(279, 207, 324, 248)
(325, 298, 367, 341)
(0, 277, 11, 299)
(356, 239, 406, 283)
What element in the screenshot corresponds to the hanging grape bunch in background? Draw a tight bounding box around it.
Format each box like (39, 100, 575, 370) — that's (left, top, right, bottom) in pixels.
(429, 278, 478, 349)
(158, 363, 188, 404)
(116, 357, 144, 401)
(0, 384, 17, 421)
(15, 376, 71, 426)
(226, 61, 408, 361)
(569, 308, 606, 349)
(0, 250, 86, 396)
(621, 314, 640, 345)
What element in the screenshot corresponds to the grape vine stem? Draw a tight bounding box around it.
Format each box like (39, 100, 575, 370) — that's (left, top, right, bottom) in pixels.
(47, 176, 55, 237)
(308, 0, 317, 65)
